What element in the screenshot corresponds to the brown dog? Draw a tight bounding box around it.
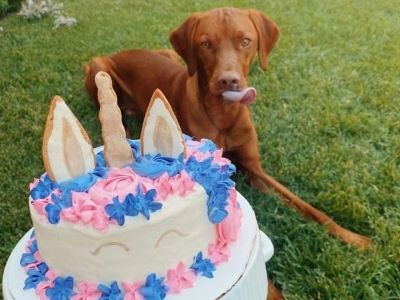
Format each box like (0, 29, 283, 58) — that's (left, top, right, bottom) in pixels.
(84, 8, 370, 250)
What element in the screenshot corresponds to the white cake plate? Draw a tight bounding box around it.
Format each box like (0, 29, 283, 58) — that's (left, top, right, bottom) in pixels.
(2, 193, 274, 300)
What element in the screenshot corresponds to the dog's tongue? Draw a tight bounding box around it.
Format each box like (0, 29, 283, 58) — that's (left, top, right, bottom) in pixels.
(222, 87, 257, 105)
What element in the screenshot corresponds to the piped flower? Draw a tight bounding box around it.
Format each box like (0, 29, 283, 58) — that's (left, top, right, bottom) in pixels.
(190, 252, 216, 278)
(36, 270, 57, 300)
(208, 242, 229, 265)
(72, 281, 101, 300)
(98, 281, 124, 300)
(153, 173, 172, 200)
(105, 197, 126, 225)
(132, 154, 184, 180)
(170, 170, 195, 196)
(30, 175, 55, 200)
(165, 262, 196, 294)
(122, 281, 143, 300)
(23, 262, 49, 290)
(89, 167, 140, 204)
(61, 192, 98, 224)
(124, 188, 161, 220)
(45, 276, 75, 299)
(139, 273, 168, 300)
(216, 189, 242, 243)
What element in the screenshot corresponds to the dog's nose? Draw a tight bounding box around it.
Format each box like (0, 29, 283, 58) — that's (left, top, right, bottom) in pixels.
(218, 71, 240, 90)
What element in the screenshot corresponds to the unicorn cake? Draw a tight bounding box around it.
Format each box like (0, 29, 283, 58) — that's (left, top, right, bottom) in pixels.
(21, 72, 245, 299)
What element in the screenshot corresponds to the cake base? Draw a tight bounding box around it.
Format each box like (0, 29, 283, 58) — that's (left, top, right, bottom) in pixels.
(3, 193, 274, 300)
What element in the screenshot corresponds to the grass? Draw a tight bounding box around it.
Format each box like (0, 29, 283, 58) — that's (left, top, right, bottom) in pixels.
(0, 0, 399, 299)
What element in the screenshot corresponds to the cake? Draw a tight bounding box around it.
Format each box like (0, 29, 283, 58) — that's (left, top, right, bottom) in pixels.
(20, 72, 244, 299)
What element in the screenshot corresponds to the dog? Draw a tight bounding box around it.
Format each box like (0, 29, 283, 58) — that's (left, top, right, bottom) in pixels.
(84, 6, 370, 256)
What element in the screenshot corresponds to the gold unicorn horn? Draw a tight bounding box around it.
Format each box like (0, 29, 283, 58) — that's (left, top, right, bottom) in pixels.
(95, 71, 134, 168)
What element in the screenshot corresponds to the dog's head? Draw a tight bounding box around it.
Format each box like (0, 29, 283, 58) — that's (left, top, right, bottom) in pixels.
(170, 8, 279, 98)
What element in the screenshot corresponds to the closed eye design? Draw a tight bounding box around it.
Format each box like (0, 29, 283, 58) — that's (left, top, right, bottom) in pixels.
(90, 242, 130, 256)
(155, 229, 189, 249)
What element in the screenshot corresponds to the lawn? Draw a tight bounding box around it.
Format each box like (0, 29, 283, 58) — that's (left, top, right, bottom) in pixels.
(0, 0, 399, 299)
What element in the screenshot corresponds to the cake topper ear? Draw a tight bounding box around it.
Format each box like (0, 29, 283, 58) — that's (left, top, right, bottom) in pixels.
(95, 71, 135, 168)
(42, 96, 95, 183)
(141, 89, 185, 158)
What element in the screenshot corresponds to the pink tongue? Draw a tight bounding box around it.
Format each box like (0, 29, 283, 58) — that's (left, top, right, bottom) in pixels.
(222, 87, 257, 105)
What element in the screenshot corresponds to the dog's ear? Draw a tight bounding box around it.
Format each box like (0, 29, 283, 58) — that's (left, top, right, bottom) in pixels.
(170, 13, 200, 76)
(248, 10, 280, 70)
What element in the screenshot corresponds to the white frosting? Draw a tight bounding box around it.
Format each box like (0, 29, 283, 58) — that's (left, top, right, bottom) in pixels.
(30, 183, 216, 283)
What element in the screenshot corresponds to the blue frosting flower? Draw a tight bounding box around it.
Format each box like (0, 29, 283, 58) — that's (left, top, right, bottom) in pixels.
(184, 155, 235, 224)
(30, 175, 56, 200)
(28, 238, 38, 253)
(57, 165, 107, 193)
(185, 156, 213, 176)
(105, 197, 126, 226)
(23, 262, 49, 290)
(123, 193, 140, 217)
(96, 151, 107, 168)
(45, 203, 62, 224)
(198, 139, 218, 152)
(127, 139, 142, 161)
(132, 154, 184, 179)
(129, 188, 161, 220)
(182, 134, 193, 142)
(20, 239, 39, 267)
(45, 276, 75, 299)
(98, 281, 124, 300)
(20, 252, 36, 267)
(140, 273, 168, 300)
(190, 252, 216, 278)
(44, 193, 73, 224)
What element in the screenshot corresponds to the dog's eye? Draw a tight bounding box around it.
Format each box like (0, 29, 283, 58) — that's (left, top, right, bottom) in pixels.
(241, 38, 251, 47)
(200, 41, 211, 49)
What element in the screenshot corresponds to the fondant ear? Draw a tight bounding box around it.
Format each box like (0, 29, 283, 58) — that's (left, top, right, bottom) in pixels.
(248, 9, 280, 70)
(42, 96, 95, 183)
(141, 89, 185, 158)
(170, 13, 201, 77)
(95, 71, 135, 168)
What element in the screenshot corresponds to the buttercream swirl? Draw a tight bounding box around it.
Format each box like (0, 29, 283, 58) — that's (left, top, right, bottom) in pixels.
(29, 138, 236, 228)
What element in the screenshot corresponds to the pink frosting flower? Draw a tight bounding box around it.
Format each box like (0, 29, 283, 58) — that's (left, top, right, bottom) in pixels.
(170, 171, 195, 197)
(29, 178, 40, 190)
(217, 189, 242, 243)
(212, 149, 231, 166)
(165, 262, 196, 294)
(89, 168, 140, 203)
(153, 173, 172, 201)
(122, 281, 144, 300)
(36, 269, 57, 300)
(208, 241, 229, 265)
(72, 282, 101, 300)
(91, 207, 110, 232)
(61, 192, 98, 224)
(31, 196, 51, 216)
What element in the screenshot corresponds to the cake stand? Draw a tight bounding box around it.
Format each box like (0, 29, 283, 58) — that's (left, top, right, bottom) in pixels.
(2, 193, 274, 300)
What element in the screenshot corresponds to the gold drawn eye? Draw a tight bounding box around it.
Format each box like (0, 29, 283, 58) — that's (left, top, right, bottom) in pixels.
(155, 229, 189, 248)
(200, 41, 211, 49)
(241, 38, 251, 47)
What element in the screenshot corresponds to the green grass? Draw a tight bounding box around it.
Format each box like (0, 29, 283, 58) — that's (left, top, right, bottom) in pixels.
(1, 0, 399, 299)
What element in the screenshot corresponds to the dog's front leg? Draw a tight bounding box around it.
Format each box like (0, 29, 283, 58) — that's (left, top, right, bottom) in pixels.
(230, 132, 371, 250)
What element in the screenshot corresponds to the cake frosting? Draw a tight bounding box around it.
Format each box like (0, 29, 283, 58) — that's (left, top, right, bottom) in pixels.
(21, 78, 243, 300)
(23, 138, 242, 299)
